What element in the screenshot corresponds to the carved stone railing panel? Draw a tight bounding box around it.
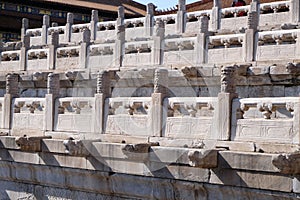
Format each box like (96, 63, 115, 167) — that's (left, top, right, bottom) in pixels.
(154, 14, 177, 25)
(88, 43, 115, 69)
(1, 50, 20, 61)
(187, 10, 211, 21)
(26, 28, 42, 37)
(97, 21, 116, 31)
(208, 34, 244, 64)
(71, 23, 90, 33)
(56, 46, 80, 70)
(232, 97, 299, 143)
(105, 97, 152, 136)
(55, 97, 95, 133)
(11, 98, 46, 136)
(257, 29, 299, 61)
(208, 34, 244, 48)
(0, 50, 21, 72)
(260, 1, 290, 13)
(165, 97, 217, 139)
(89, 44, 114, 56)
(221, 5, 249, 18)
(124, 17, 146, 28)
(123, 41, 153, 67)
(27, 49, 48, 60)
(164, 37, 197, 67)
(48, 26, 66, 35)
(258, 30, 298, 45)
(27, 49, 49, 70)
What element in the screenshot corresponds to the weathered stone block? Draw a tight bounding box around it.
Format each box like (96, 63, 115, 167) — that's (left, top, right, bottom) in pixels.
(16, 136, 51, 152)
(210, 168, 292, 192)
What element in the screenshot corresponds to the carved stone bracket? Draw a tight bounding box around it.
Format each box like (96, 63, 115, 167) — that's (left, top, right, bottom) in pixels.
(188, 149, 218, 168)
(63, 138, 91, 156)
(33, 72, 49, 81)
(181, 66, 198, 78)
(122, 143, 158, 161)
(65, 71, 79, 81)
(272, 152, 300, 175)
(286, 62, 300, 75)
(16, 136, 51, 152)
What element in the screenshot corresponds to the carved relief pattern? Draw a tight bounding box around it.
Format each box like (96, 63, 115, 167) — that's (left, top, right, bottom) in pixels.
(125, 43, 151, 54)
(235, 98, 298, 142)
(154, 69, 168, 94)
(258, 31, 297, 46)
(13, 100, 45, 114)
(58, 99, 93, 115)
(108, 98, 151, 116)
(27, 50, 48, 60)
(221, 66, 236, 93)
(96, 71, 110, 94)
(168, 100, 215, 118)
(89, 45, 114, 56)
(1, 51, 20, 61)
(57, 47, 80, 58)
(209, 35, 244, 49)
(6, 73, 19, 96)
(47, 73, 60, 96)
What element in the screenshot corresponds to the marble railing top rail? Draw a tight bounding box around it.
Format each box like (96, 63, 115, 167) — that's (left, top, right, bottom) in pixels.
(2, 27, 300, 65)
(24, 0, 291, 36)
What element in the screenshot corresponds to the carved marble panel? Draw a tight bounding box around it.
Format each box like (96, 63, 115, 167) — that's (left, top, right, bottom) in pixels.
(232, 97, 299, 143)
(235, 119, 294, 143)
(55, 97, 95, 133)
(105, 97, 152, 136)
(165, 97, 217, 139)
(11, 98, 46, 136)
(106, 115, 150, 136)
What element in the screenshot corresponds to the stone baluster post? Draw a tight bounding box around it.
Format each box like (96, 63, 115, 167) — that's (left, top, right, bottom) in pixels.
(216, 66, 238, 140)
(21, 18, 29, 43)
(151, 69, 168, 137)
(210, 0, 221, 32)
(244, 0, 259, 62)
(177, 0, 187, 34)
(42, 15, 50, 45)
(65, 13, 74, 43)
(80, 28, 90, 69)
(115, 6, 125, 67)
(152, 20, 165, 65)
(48, 31, 59, 70)
(145, 3, 155, 37)
(2, 74, 19, 131)
(95, 71, 111, 133)
(290, 0, 300, 24)
(90, 10, 99, 41)
(196, 16, 209, 64)
(44, 73, 60, 131)
(19, 35, 30, 71)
